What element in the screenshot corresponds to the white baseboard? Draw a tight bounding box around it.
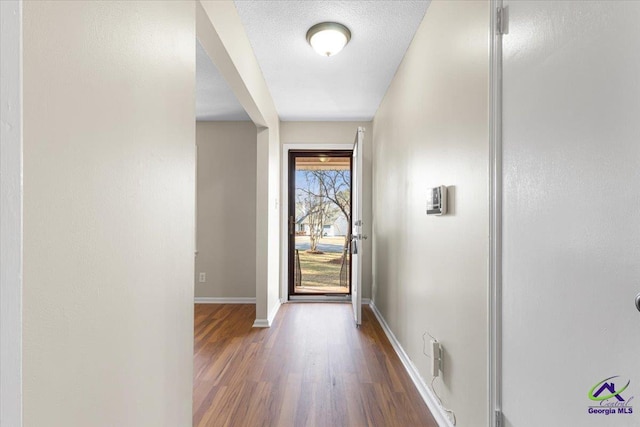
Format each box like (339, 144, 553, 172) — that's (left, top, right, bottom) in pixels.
(252, 318, 270, 328)
(368, 302, 455, 427)
(195, 297, 256, 304)
(253, 299, 282, 328)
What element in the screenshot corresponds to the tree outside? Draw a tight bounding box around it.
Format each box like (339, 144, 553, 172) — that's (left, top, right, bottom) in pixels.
(294, 158, 351, 293)
(296, 169, 350, 253)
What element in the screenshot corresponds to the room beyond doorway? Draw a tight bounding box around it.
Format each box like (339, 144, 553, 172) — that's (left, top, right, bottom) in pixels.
(288, 151, 352, 297)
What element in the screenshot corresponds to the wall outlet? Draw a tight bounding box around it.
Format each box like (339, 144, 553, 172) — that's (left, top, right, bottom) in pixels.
(198, 272, 206, 283)
(430, 340, 441, 377)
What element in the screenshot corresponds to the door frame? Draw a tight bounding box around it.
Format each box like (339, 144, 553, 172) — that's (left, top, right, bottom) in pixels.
(287, 150, 353, 297)
(488, 0, 504, 426)
(280, 143, 354, 302)
(0, 1, 23, 426)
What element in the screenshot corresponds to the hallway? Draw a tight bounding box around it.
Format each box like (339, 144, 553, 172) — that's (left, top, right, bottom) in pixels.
(193, 303, 438, 426)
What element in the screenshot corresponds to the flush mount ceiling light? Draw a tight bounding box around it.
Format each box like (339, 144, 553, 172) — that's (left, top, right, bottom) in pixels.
(306, 22, 351, 57)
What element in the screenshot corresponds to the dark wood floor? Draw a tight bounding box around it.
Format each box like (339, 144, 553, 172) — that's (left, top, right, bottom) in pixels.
(193, 303, 438, 427)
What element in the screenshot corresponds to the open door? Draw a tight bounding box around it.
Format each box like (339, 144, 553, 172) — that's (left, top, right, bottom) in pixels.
(500, 2, 640, 426)
(288, 151, 352, 297)
(351, 127, 365, 326)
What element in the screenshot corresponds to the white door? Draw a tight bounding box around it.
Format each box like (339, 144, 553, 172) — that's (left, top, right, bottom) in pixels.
(351, 127, 365, 326)
(501, 2, 640, 426)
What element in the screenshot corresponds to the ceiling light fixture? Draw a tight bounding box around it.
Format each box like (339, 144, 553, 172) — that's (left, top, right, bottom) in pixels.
(306, 22, 351, 57)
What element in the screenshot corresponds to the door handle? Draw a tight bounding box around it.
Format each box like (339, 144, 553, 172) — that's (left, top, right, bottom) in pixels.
(635, 293, 640, 312)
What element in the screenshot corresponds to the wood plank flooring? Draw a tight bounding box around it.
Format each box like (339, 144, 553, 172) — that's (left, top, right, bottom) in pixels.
(193, 303, 438, 427)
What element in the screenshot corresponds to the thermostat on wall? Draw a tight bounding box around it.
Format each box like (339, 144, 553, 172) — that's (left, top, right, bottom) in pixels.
(426, 186, 447, 216)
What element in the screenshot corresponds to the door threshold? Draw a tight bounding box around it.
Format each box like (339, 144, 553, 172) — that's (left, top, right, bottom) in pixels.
(289, 295, 352, 303)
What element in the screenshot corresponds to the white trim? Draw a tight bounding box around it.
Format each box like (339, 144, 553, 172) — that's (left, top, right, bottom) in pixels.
(488, 1, 504, 426)
(280, 142, 354, 302)
(1, 1, 23, 426)
(252, 298, 282, 328)
(368, 302, 455, 427)
(252, 318, 270, 328)
(285, 296, 371, 304)
(289, 295, 349, 302)
(195, 297, 256, 304)
(268, 298, 281, 324)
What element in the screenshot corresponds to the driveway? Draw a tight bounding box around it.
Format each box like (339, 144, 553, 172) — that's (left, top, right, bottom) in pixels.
(295, 236, 346, 253)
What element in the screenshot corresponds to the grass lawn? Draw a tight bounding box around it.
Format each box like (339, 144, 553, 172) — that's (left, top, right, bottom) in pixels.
(298, 250, 346, 288)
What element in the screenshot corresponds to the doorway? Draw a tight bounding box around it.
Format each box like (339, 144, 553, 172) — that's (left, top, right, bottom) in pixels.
(288, 151, 352, 297)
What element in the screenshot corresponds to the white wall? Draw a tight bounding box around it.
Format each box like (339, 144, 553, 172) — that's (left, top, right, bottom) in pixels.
(501, 2, 640, 426)
(372, 1, 490, 426)
(280, 121, 373, 299)
(22, 2, 195, 426)
(195, 122, 256, 299)
(0, 1, 23, 425)
(198, 1, 280, 325)
(267, 125, 281, 319)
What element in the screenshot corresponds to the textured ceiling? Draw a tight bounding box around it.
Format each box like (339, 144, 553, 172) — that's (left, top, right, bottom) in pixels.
(196, 40, 250, 121)
(234, 0, 430, 121)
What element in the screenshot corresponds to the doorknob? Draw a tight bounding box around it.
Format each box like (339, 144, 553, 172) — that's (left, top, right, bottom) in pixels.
(635, 293, 640, 312)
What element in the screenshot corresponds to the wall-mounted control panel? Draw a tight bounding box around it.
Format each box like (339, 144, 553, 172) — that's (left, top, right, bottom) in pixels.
(427, 186, 447, 216)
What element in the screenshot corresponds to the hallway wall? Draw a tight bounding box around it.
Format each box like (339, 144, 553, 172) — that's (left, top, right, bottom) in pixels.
(22, 2, 195, 426)
(197, 1, 281, 325)
(195, 121, 257, 299)
(371, 1, 490, 425)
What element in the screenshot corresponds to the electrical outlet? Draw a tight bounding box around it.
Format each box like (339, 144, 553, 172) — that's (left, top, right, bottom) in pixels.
(430, 340, 441, 377)
(198, 272, 206, 283)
